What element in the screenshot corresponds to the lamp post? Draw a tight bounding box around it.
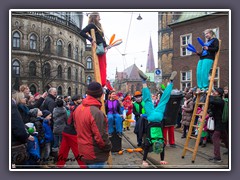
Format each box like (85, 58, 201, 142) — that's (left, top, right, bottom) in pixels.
(137, 14, 143, 20)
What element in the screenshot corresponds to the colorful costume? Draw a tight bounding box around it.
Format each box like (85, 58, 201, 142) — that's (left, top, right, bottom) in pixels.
(122, 95, 133, 130)
(142, 83, 173, 122)
(196, 38, 219, 90)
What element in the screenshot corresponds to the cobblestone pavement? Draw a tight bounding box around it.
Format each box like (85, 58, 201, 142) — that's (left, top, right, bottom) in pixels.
(64, 125, 229, 170)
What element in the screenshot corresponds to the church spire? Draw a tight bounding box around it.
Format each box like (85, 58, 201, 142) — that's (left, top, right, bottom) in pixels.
(146, 36, 155, 73)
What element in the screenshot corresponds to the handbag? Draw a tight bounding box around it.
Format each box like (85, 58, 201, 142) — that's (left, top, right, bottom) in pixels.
(96, 43, 105, 55)
(207, 117, 214, 130)
(11, 143, 28, 165)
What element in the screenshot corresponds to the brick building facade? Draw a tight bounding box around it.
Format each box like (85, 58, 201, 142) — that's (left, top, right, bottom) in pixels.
(158, 11, 229, 90)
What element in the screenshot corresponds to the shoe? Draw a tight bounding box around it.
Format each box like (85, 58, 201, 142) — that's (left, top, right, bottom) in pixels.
(169, 71, 177, 81)
(40, 164, 50, 168)
(223, 150, 228, 155)
(123, 128, 126, 131)
(109, 133, 112, 138)
(117, 133, 122, 138)
(160, 161, 168, 165)
(181, 136, 186, 139)
(127, 127, 130, 131)
(170, 144, 176, 148)
(138, 70, 148, 81)
(201, 144, 206, 147)
(142, 161, 149, 168)
(208, 157, 222, 163)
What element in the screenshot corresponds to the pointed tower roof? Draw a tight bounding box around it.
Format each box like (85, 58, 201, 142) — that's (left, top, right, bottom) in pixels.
(146, 37, 155, 73)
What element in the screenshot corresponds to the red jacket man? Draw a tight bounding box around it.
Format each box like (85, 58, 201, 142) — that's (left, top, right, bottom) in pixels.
(74, 82, 112, 168)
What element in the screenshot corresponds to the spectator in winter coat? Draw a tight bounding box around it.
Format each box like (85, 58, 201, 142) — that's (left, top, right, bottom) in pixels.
(74, 82, 112, 168)
(12, 91, 30, 124)
(40, 110, 54, 167)
(56, 95, 86, 168)
(42, 87, 57, 113)
(52, 99, 67, 151)
(208, 88, 229, 163)
(181, 92, 194, 138)
(28, 108, 45, 148)
(105, 90, 122, 138)
(11, 94, 34, 166)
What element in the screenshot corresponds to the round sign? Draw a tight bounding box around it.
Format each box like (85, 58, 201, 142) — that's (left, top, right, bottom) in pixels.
(155, 69, 161, 75)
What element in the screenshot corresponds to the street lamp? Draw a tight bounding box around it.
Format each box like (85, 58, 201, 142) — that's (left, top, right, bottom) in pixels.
(137, 14, 142, 20)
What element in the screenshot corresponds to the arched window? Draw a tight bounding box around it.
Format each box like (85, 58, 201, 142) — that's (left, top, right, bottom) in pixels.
(57, 40, 63, 56)
(43, 63, 51, 78)
(30, 34, 37, 50)
(29, 84, 37, 95)
(80, 49, 83, 62)
(68, 67, 71, 80)
(13, 32, 20, 48)
(44, 36, 51, 53)
(75, 47, 79, 61)
(86, 57, 92, 69)
(68, 44, 72, 58)
(57, 65, 62, 79)
(75, 69, 78, 81)
(68, 87, 71, 96)
(57, 86, 62, 96)
(12, 60, 20, 76)
(87, 76, 92, 85)
(29, 61, 36, 76)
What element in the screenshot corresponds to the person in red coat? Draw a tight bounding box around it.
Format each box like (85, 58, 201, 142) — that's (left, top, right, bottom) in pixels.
(122, 94, 133, 131)
(56, 95, 86, 168)
(74, 82, 112, 168)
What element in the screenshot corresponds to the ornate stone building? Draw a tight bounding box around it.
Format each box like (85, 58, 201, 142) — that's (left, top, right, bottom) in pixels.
(11, 11, 94, 96)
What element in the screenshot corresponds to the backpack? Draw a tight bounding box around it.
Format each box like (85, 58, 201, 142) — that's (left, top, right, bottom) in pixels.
(222, 98, 229, 123)
(146, 122, 164, 154)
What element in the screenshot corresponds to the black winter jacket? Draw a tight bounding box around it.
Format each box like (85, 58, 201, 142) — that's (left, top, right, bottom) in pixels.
(199, 38, 219, 60)
(42, 94, 56, 113)
(12, 100, 29, 145)
(80, 23, 107, 48)
(208, 96, 225, 131)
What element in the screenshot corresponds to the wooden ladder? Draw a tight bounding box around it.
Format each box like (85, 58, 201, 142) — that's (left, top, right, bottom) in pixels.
(181, 40, 221, 163)
(90, 29, 112, 167)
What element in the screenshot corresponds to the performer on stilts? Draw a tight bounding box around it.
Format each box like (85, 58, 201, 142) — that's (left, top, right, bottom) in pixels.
(80, 12, 113, 90)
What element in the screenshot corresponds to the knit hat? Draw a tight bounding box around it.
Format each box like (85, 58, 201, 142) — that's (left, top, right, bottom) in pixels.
(215, 87, 224, 96)
(86, 82, 103, 98)
(25, 122, 35, 134)
(29, 108, 38, 117)
(134, 91, 142, 97)
(42, 110, 51, 118)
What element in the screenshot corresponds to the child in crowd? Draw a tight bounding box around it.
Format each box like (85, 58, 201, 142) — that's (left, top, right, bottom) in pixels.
(52, 99, 67, 152)
(181, 93, 194, 138)
(28, 108, 45, 149)
(41, 110, 54, 167)
(25, 122, 40, 167)
(122, 94, 133, 131)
